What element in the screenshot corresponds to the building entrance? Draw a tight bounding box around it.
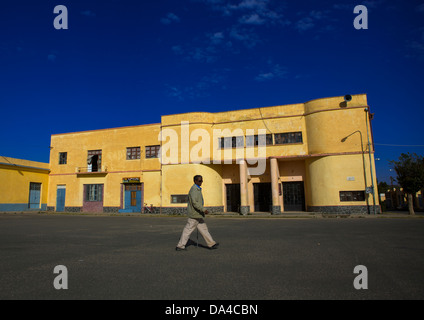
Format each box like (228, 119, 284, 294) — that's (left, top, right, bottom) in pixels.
(254, 183, 272, 212)
(226, 184, 240, 213)
(56, 185, 66, 212)
(29, 182, 41, 209)
(282, 181, 305, 211)
(124, 184, 142, 212)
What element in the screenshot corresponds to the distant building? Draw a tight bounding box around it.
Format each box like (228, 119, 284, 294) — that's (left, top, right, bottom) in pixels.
(0, 156, 49, 211)
(46, 94, 380, 214)
(383, 187, 423, 210)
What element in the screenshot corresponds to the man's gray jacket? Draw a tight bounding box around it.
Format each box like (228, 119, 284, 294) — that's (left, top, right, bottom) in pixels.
(187, 184, 206, 219)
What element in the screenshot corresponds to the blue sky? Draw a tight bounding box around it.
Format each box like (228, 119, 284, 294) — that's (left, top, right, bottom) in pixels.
(0, 0, 423, 183)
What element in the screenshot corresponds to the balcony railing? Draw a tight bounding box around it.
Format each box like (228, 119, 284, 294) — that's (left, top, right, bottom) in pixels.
(76, 167, 108, 174)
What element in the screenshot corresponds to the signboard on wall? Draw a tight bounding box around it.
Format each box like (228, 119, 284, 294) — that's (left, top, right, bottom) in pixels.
(123, 177, 141, 184)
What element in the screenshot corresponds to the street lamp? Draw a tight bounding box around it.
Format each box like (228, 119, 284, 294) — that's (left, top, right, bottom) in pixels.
(341, 130, 370, 214)
(364, 107, 377, 215)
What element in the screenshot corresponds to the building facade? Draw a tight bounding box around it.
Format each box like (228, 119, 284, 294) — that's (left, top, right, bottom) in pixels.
(0, 156, 50, 211)
(47, 94, 380, 214)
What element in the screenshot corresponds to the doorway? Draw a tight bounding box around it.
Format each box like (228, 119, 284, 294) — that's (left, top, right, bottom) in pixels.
(283, 181, 305, 211)
(56, 185, 66, 212)
(226, 184, 240, 213)
(124, 184, 143, 212)
(254, 183, 272, 212)
(29, 182, 41, 209)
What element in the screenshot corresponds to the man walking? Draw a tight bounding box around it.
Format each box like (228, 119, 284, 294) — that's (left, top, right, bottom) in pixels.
(176, 175, 219, 251)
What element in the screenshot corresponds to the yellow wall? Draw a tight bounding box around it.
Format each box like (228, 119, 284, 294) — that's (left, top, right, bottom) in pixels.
(305, 154, 378, 207)
(48, 124, 162, 210)
(160, 103, 308, 164)
(47, 94, 379, 213)
(0, 156, 49, 211)
(161, 163, 223, 208)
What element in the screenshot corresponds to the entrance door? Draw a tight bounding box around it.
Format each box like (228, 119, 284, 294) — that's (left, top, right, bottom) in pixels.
(254, 183, 272, 212)
(124, 184, 142, 212)
(226, 184, 240, 213)
(283, 182, 305, 211)
(56, 186, 66, 212)
(29, 183, 41, 209)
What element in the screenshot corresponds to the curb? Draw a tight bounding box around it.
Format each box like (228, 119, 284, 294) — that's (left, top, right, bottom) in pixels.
(1, 211, 423, 219)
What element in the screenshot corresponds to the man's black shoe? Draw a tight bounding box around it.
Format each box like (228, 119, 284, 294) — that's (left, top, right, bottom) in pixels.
(175, 247, 186, 251)
(209, 243, 219, 250)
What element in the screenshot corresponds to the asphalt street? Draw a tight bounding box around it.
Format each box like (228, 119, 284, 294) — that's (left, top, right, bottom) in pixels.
(0, 213, 423, 300)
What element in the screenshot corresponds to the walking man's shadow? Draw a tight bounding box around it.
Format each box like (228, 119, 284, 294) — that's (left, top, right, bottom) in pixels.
(186, 239, 209, 249)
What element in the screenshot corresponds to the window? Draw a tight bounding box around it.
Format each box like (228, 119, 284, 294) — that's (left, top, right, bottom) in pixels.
(145, 145, 160, 158)
(246, 134, 273, 147)
(87, 150, 102, 172)
(274, 132, 303, 145)
(171, 195, 189, 203)
(126, 147, 141, 160)
(59, 152, 67, 164)
(86, 184, 103, 202)
(339, 191, 365, 202)
(218, 136, 244, 149)
(125, 184, 142, 191)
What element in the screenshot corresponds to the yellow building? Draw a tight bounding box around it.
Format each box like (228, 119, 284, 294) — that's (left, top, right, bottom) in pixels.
(0, 156, 50, 211)
(47, 94, 380, 214)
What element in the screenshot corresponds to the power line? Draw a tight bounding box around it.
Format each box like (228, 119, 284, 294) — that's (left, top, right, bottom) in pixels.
(375, 143, 424, 147)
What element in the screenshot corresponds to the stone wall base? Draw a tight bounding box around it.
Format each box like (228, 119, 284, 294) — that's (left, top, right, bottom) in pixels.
(272, 206, 281, 215)
(308, 205, 381, 214)
(240, 206, 250, 215)
(160, 206, 224, 215)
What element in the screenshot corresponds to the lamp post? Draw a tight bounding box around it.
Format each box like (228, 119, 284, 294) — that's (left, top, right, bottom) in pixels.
(364, 107, 377, 215)
(341, 130, 370, 214)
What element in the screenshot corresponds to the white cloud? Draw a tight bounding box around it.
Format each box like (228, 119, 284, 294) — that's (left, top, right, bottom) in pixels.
(198, 0, 286, 26)
(161, 13, 180, 25)
(172, 44, 217, 63)
(228, 0, 269, 11)
(295, 17, 315, 32)
(166, 71, 228, 100)
(239, 13, 266, 25)
(209, 32, 225, 44)
(188, 0, 290, 56)
(362, 0, 385, 9)
(295, 10, 330, 33)
(229, 26, 261, 48)
(255, 63, 288, 82)
(255, 72, 274, 81)
(191, 47, 216, 63)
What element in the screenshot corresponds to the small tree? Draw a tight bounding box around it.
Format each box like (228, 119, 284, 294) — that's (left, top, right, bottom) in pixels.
(390, 153, 424, 215)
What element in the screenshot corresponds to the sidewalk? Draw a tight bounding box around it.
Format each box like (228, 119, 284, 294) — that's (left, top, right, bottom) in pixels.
(1, 210, 423, 218)
(209, 211, 424, 219)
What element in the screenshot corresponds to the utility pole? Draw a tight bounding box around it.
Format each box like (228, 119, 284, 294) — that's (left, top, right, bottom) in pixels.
(365, 108, 376, 214)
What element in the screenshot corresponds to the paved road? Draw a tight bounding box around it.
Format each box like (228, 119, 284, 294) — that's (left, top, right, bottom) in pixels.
(0, 213, 423, 300)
